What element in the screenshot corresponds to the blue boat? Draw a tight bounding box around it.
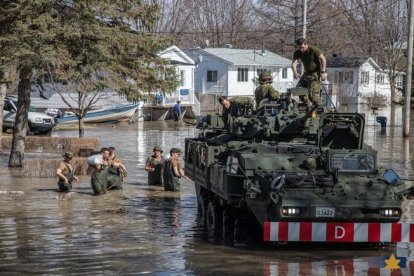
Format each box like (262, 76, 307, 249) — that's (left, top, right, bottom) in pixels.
(57, 103, 139, 124)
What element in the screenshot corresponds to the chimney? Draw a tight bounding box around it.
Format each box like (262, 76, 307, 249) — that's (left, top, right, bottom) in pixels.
(261, 42, 265, 55)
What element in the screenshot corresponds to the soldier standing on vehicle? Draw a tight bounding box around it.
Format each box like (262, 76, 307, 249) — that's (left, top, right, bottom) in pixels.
(56, 152, 79, 192)
(218, 96, 253, 126)
(254, 70, 280, 110)
(291, 37, 327, 106)
(145, 145, 164, 186)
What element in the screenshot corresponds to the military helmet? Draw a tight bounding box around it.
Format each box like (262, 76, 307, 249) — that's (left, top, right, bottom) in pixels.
(153, 145, 163, 153)
(63, 152, 74, 159)
(259, 70, 272, 83)
(170, 147, 181, 154)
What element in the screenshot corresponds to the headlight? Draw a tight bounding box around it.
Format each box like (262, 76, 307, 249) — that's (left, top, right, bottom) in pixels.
(379, 208, 400, 217)
(282, 207, 301, 216)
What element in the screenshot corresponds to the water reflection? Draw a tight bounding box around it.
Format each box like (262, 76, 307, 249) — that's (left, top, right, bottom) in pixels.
(1, 115, 414, 274)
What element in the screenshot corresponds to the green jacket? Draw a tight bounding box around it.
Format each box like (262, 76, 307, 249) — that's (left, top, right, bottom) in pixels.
(254, 84, 280, 109)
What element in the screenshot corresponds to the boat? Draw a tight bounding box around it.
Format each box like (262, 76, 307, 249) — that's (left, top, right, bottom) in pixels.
(57, 103, 139, 124)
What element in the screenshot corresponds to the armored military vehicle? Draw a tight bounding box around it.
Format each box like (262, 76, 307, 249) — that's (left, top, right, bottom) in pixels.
(184, 88, 414, 244)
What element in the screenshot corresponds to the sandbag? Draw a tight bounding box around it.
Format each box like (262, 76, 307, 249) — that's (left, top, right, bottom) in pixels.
(87, 154, 103, 166)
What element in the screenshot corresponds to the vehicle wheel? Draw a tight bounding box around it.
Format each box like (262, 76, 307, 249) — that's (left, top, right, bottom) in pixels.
(206, 201, 222, 233)
(222, 208, 235, 243)
(25, 122, 33, 135)
(197, 195, 207, 225)
(234, 216, 249, 245)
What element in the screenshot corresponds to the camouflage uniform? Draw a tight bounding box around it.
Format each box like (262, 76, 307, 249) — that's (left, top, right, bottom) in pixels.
(146, 155, 164, 186)
(254, 71, 280, 109)
(293, 45, 323, 105)
(221, 96, 253, 125)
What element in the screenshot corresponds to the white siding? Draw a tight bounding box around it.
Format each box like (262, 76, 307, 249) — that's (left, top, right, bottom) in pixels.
(195, 55, 229, 95)
(327, 60, 393, 106)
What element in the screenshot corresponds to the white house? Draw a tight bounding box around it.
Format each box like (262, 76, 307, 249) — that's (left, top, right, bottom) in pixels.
(186, 46, 294, 98)
(158, 45, 196, 104)
(326, 56, 404, 106)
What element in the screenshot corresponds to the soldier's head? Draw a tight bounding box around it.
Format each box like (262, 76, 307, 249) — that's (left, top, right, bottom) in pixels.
(153, 145, 163, 156)
(100, 147, 110, 160)
(170, 147, 181, 159)
(63, 152, 73, 161)
(218, 96, 231, 109)
(109, 146, 116, 157)
(259, 70, 272, 84)
(296, 37, 309, 53)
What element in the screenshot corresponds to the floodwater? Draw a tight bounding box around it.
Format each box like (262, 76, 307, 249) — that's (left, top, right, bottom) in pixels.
(1, 105, 414, 275)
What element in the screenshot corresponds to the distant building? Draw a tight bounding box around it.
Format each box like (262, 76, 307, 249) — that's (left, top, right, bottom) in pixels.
(326, 56, 404, 106)
(186, 46, 293, 98)
(158, 45, 196, 105)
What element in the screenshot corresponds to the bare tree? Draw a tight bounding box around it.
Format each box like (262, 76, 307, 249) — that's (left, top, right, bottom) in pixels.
(333, 0, 408, 101)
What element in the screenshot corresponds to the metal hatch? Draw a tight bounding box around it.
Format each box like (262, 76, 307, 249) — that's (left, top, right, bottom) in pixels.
(317, 113, 365, 150)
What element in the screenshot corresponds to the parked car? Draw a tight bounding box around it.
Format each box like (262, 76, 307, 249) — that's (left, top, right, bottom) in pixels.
(3, 96, 57, 135)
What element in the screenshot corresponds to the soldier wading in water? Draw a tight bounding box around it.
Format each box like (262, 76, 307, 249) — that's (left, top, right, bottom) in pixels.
(56, 152, 79, 192)
(163, 148, 188, 192)
(145, 145, 164, 186)
(87, 147, 110, 196)
(107, 147, 127, 190)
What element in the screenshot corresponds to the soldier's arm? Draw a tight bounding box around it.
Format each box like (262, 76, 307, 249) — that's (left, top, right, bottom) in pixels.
(56, 163, 68, 183)
(269, 87, 280, 100)
(291, 58, 300, 79)
(145, 157, 154, 172)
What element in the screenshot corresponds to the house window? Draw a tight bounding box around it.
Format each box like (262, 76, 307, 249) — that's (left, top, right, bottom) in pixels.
(180, 70, 185, 86)
(344, 71, 353, 84)
(338, 72, 344, 83)
(282, 68, 287, 79)
(207, 70, 217, 83)
(361, 71, 369, 84)
(376, 74, 385, 84)
(396, 75, 404, 88)
(237, 68, 248, 82)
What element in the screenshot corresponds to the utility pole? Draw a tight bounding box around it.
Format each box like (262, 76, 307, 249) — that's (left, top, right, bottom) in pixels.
(404, 0, 414, 137)
(299, 0, 307, 75)
(302, 0, 307, 39)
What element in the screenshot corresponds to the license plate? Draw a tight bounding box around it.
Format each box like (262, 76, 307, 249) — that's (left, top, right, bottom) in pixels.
(316, 207, 335, 217)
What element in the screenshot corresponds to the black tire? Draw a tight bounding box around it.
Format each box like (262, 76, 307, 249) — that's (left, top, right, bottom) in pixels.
(197, 195, 207, 225)
(25, 122, 33, 135)
(206, 201, 222, 233)
(222, 208, 235, 243)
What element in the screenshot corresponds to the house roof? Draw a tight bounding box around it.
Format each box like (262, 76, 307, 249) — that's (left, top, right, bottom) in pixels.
(327, 56, 380, 69)
(193, 47, 291, 67)
(159, 45, 195, 65)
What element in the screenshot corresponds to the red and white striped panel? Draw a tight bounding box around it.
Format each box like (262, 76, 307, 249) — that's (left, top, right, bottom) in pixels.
(263, 259, 414, 276)
(263, 222, 414, 242)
